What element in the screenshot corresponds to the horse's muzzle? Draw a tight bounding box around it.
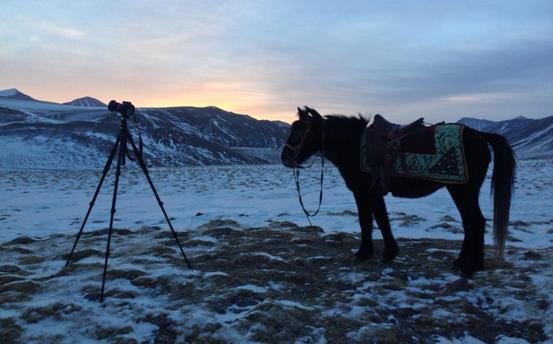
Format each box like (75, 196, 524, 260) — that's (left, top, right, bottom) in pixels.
(281, 146, 297, 168)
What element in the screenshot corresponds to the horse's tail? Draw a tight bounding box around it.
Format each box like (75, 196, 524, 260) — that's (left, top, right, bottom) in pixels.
(482, 132, 516, 257)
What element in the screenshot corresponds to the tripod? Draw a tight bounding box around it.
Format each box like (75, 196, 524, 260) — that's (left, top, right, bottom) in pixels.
(64, 101, 191, 302)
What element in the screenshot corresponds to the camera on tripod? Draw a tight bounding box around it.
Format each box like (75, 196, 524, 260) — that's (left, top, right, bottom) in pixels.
(108, 100, 135, 118)
(64, 99, 191, 302)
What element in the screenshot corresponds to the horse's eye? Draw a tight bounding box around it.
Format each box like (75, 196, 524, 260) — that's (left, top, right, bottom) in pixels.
(291, 128, 306, 141)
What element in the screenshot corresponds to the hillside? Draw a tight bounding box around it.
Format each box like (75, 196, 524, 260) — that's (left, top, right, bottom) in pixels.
(458, 116, 553, 159)
(0, 91, 289, 169)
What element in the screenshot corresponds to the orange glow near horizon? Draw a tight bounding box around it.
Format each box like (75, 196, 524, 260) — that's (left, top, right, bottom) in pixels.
(146, 97, 293, 122)
(17, 83, 296, 123)
(147, 99, 293, 122)
(135, 78, 298, 122)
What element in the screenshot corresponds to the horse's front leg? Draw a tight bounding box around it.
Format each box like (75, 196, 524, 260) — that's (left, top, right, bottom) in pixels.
(353, 190, 373, 260)
(373, 196, 399, 262)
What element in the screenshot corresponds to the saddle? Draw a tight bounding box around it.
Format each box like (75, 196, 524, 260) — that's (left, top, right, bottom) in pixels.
(372, 114, 425, 136)
(364, 114, 426, 194)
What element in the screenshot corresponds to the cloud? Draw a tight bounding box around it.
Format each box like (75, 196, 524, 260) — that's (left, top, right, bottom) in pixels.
(33, 20, 85, 40)
(1, 0, 552, 122)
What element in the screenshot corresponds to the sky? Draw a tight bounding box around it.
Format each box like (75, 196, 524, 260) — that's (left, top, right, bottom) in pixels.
(1, 1, 552, 123)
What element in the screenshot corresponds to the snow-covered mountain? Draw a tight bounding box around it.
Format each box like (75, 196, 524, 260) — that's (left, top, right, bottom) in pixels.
(0, 88, 37, 101)
(3, 88, 549, 169)
(458, 116, 553, 159)
(0, 90, 289, 170)
(63, 96, 106, 107)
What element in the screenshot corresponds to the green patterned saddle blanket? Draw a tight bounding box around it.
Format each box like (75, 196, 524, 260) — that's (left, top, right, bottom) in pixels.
(360, 124, 469, 184)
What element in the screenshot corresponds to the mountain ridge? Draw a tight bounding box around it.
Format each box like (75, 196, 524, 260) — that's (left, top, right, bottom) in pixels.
(0, 88, 37, 102)
(63, 96, 106, 107)
(458, 115, 553, 159)
(0, 93, 289, 170)
(1, 88, 551, 169)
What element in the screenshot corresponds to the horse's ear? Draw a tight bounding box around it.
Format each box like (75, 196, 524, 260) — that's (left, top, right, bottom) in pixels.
(298, 107, 308, 122)
(305, 107, 323, 123)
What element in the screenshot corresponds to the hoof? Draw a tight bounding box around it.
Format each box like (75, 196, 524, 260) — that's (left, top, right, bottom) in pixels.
(380, 255, 395, 263)
(460, 262, 483, 277)
(381, 246, 398, 263)
(460, 271, 474, 279)
(354, 249, 373, 261)
(451, 258, 463, 270)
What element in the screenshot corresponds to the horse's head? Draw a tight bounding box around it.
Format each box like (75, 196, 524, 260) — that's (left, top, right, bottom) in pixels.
(281, 106, 324, 168)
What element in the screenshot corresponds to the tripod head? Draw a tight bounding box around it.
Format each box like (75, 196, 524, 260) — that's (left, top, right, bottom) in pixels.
(108, 100, 135, 118)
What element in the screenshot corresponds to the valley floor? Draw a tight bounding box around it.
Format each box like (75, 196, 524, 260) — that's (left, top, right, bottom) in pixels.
(0, 160, 552, 343)
(1, 160, 552, 248)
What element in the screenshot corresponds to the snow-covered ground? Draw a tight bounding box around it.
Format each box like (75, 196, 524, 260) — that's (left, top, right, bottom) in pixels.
(1, 160, 552, 249)
(1, 160, 553, 343)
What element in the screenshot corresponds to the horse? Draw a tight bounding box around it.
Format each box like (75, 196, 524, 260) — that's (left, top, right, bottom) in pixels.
(281, 107, 516, 276)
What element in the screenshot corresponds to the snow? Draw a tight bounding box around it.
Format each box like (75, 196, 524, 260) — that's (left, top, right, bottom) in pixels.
(0, 99, 286, 168)
(63, 97, 105, 108)
(0, 88, 18, 97)
(0, 98, 65, 111)
(496, 336, 530, 344)
(0, 136, 108, 170)
(516, 122, 553, 147)
(236, 285, 268, 293)
(1, 160, 552, 342)
(1, 160, 552, 250)
(247, 252, 286, 262)
(434, 334, 486, 343)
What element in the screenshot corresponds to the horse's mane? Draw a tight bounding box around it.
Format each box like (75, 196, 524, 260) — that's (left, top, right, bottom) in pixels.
(323, 114, 369, 133)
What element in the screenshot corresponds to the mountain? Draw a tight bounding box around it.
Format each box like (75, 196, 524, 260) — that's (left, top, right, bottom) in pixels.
(458, 116, 553, 159)
(0, 95, 289, 170)
(0, 89, 105, 107)
(455, 117, 496, 132)
(0, 88, 37, 101)
(63, 96, 106, 107)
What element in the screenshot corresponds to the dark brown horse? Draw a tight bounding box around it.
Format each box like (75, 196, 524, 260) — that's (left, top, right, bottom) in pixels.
(281, 107, 516, 276)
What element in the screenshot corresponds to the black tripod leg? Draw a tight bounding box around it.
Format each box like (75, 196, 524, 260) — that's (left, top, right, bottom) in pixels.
(100, 137, 125, 302)
(65, 135, 121, 267)
(127, 134, 192, 268)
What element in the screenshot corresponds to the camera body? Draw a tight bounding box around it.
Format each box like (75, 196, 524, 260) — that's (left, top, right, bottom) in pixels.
(108, 100, 135, 118)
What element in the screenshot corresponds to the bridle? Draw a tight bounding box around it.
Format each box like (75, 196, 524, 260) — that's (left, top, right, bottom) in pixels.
(285, 122, 326, 226)
(284, 123, 313, 164)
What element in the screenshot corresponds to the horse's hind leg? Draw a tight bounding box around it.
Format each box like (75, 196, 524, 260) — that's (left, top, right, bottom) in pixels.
(373, 196, 398, 262)
(447, 185, 485, 276)
(452, 235, 468, 270)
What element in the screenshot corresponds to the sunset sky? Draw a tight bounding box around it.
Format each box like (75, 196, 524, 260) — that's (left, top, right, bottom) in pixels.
(1, 1, 552, 122)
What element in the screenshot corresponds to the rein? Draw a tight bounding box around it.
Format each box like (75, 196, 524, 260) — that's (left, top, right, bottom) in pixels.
(290, 129, 326, 226)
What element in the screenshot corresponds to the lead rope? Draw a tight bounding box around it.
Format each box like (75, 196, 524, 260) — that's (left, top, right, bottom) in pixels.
(293, 131, 325, 226)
